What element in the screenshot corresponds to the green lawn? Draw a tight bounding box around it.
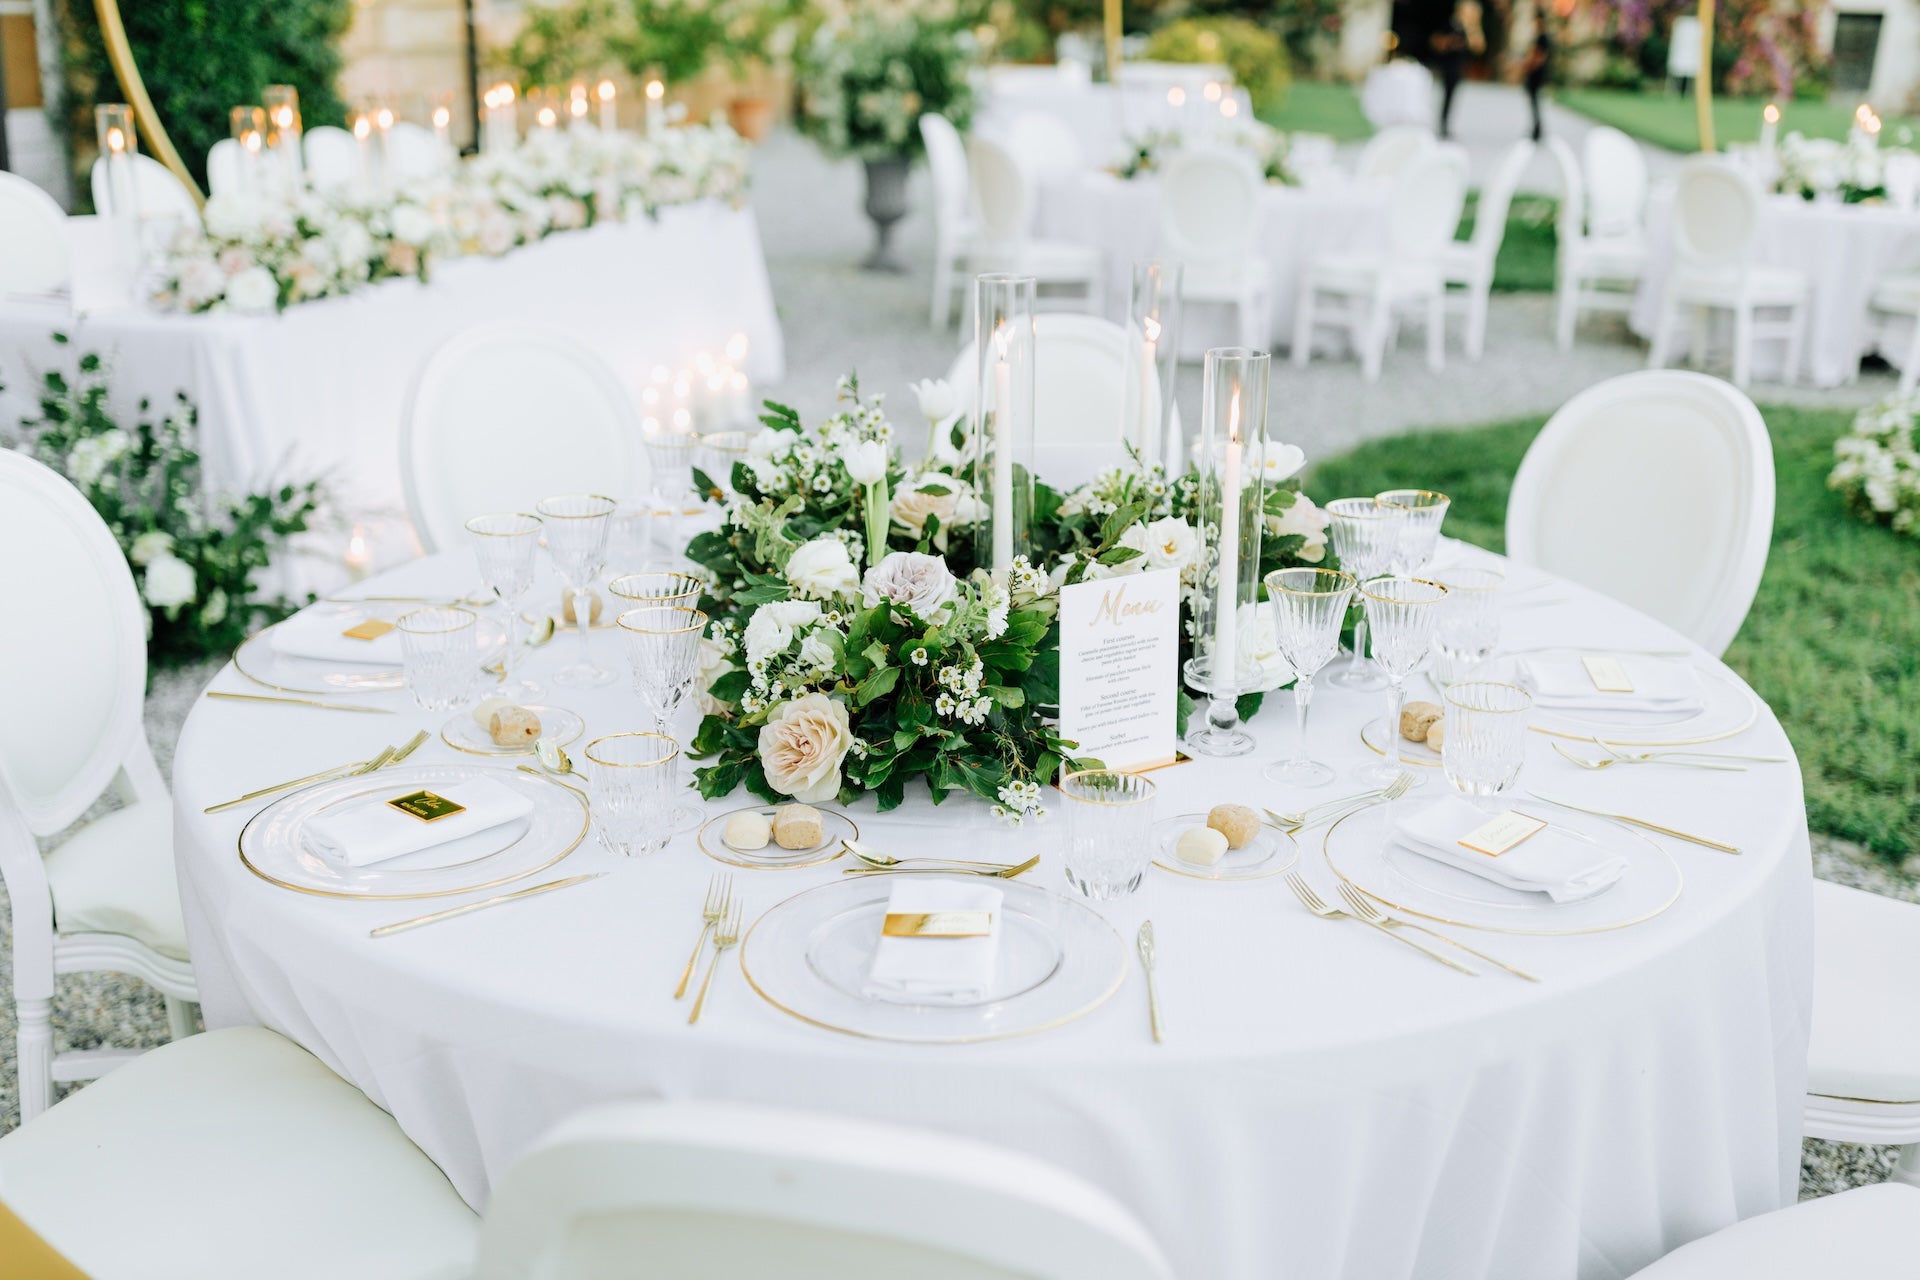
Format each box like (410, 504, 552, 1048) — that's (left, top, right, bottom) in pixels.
(1310, 405, 1920, 863)
(1459, 192, 1559, 293)
(1556, 87, 1920, 153)
(1261, 80, 1372, 142)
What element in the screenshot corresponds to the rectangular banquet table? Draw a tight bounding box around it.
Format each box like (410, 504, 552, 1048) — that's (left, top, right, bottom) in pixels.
(168, 541, 1815, 1279)
(0, 202, 783, 521)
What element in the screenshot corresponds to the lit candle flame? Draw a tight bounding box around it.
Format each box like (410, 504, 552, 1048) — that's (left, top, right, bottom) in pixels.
(107, 126, 126, 153)
(993, 320, 1011, 360)
(433, 105, 451, 128)
(597, 80, 616, 103)
(352, 116, 371, 140)
(244, 131, 261, 153)
(375, 107, 394, 130)
(1167, 86, 1186, 108)
(646, 80, 665, 103)
(724, 332, 749, 362)
(1203, 82, 1222, 103)
(274, 106, 294, 129)
(1228, 387, 1241, 444)
(1143, 315, 1161, 343)
(1221, 98, 1240, 119)
(497, 84, 516, 105)
(1763, 103, 1780, 125)
(537, 106, 557, 127)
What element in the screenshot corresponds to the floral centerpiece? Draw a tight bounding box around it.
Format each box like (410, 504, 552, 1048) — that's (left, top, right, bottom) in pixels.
(1112, 122, 1299, 186)
(685, 375, 1331, 821)
(1774, 132, 1900, 204)
(1831, 389, 1920, 537)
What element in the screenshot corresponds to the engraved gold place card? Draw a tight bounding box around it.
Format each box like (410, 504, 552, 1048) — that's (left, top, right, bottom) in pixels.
(305, 775, 536, 868)
(342, 618, 398, 641)
(1391, 795, 1629, 903)
(882, 911, 994, 938)
(1580, 655, 1634, 693)
(387, 790, 468, 823)
(865, 880, 1005, 1001)
(1457, 810, 1548, 857)
(1057, 568, 1180, 771)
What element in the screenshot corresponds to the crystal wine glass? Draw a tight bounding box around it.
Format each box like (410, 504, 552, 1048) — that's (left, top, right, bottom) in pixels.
(583, 732, 679, 857)
(465, 512, 543, 698)
(1356, 574, 1449, 788)
(536, 494, 618, 688)
(1440, 681, 1532, 803)
(1325, 498, 1405, 691)
(1377, 488, 1451, 574)
(1431, 565, 1504, 686)
(640, 426, 702, 557)
(616, 604, 708, 831)
(1262, 567, 1358, 787)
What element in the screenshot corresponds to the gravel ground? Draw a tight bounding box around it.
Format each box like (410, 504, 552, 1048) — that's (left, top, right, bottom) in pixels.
(1, 101, 1909, 1214)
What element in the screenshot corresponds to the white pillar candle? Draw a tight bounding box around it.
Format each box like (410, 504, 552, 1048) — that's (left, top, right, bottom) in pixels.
(646, 80, 665, 136)
(1759, 102, 1780, 154)
(352, 114, 373, 196)
(432, 105, 453, 165)
(598, 80, 617, 132)
(374, 106, 395, 197)
(992, 326, 1015, 573)
(104, 125, 136, 223)
(1214, 389, 1242, 694)
(569, 85, 589, 129)
(1138, 319, 1160, 463)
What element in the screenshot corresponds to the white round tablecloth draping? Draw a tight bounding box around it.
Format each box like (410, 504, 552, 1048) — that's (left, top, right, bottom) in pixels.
(978, 80, 1256, 172)
(172, 544, 1812, 1279)
(1031, 171, 1394, 355)
(0, 203, 784, 521)
(1631, 189, 1920, 387)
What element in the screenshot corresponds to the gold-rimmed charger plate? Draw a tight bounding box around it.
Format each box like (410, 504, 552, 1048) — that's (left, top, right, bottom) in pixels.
(1151, 813, 1299, 881)
(696, 804, 859, 869)
(238, 763, 588, 900)
(440, 705, 586, 756)
(1322, 802, 1682, 935)
(234, 608, 507, 696)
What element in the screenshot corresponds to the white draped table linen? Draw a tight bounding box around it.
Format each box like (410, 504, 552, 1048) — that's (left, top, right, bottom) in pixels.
(0, 203, 784, 520)
(1630, 187, 1920, 387)
(977, 81, 1256, 171)
(1030, 171, 1395, 354)
(171, 546, 1812, 1279)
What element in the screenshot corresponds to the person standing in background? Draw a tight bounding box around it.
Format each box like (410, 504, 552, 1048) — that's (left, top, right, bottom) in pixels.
(1434, 0, 1485, 140)
(1522, 24, 1554, 141)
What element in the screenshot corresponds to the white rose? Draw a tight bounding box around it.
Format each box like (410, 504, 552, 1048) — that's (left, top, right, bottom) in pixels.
(757, 692, 854, 803)
(128, 530, 175, 566)
(911, 377, 957, 423)
(1237, 606, 1295, 689)
(890, 473, 978, 538)
(176, 256, 227, 311)
(202, 193, 265, 241)
(696, 637, 735, 715)
(224, 266, 279, 314)
(784, 537, 859, 601)
(1266, 493, 1330, 563)
(861, 551, 958, 618)
(743, 599, 822, 666)
(798, 631, 836, 672)
(842, 439, 888, 486)
(142, 553, 196, 610)
(390, 203, 438, 247)
(1137, 516, 1198, 573)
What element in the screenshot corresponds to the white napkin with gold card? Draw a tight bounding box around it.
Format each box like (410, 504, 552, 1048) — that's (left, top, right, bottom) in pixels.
(1394, 796, 1628, 903)
(1514, 653, 1703, 714)
(306, 777, 534, 867)
(864, 880, 1003, 1002)
(271, 611, 404, 666)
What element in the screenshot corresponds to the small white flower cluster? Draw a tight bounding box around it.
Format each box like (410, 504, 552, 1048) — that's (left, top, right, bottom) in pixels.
(933, 656, 991, 725)
(1776, 132, 1905, 203)
(1831, 389, 1920, 535)
(737, 381, 893, 504)
(991, 779, 1047, 826)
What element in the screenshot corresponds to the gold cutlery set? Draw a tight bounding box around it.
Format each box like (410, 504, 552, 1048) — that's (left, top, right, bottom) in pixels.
(680, 873, 743, 1025)
(1266, 773, 1414, 836)
(203, 729, 429, 814)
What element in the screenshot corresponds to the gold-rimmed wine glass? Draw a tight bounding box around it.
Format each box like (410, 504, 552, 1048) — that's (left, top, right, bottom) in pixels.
(608, 570, 705, 609)
(1441, 681, 1532, 802)
(466, 512, 543, 697)
(584, 731, 679, 856)
(1263, 567, 1358, 788)
(1325, 497, 1406, 691)
(536, 494, 618, 687)
(1377, 488, 1451, 574)
(617, 604, 708, 831)
(1356, 574, 1449, 788)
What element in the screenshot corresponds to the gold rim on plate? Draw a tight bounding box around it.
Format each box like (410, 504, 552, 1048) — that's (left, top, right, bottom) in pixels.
(695, 804, 860, 870)
(1151, 813, 1301, 881)
(232, 627, 399, 695)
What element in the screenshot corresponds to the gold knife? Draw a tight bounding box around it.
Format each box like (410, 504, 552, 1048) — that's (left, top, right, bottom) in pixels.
(369, 873, 607, 938)
(1524, 791, 1741, 854)
(208, 691, 396, 715)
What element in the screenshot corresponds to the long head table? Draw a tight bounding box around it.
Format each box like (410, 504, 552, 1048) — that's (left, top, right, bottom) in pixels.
(171, 542, 1812, 1278)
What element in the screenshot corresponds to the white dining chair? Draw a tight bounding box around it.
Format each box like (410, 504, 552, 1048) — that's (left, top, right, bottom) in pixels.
(1505, 370, 1772, 657)
(0, 1026, 479, 1278)
(1549, 135, 1646, 350)
(88, 152, 200, 230)
(1582, 125, 1649, 242)
(0, 172, 70, 298)
(920, 112, 978, 330)
(475, 1100, 1174, 1280)
(1867, 271, 1920, 395)
(0, 450, 199, 1123)
(966, 134, 1102, 317)
(1352, 123, 1435, 181)
(400, 325, 648, 552)
(943, 314, 1181, 483)
(304, 124, 358, 190)
(1626, 1182, 1920, 1276)
(1158, 146, 1271, 350)
(1646, 156, 1807, 389)
(1440, 139, 1533, 361)
(1293, 146, 1467, 381)
(386, 121, 444, 184)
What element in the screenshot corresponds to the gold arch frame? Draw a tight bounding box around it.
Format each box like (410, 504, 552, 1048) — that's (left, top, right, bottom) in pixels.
(92, 0, 205, 206)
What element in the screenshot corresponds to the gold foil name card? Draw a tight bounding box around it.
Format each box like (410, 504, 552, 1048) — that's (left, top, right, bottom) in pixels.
(1580, 654, 1635, 693)
(882, 911, 993, 938)
(386, 790, 468, 823)
(342, 619, 397, 641)
(1457, 810, 1548, 857)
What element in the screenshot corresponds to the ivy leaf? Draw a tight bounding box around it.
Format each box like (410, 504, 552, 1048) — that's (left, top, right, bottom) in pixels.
(855, 664, 900, 706)
(1097, 544, 1144, 566)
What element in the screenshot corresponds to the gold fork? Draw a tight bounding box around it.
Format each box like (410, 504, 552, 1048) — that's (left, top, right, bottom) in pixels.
(1283, 871, 1478, 975)
(1268, 773, 1414, 834)
(1335, 883, 1538, 982)
(204, 745, 395, 814)
(1552, 742, 1746, 773)
(687, 900, 744, 1025)
(675, 873, 732, 999)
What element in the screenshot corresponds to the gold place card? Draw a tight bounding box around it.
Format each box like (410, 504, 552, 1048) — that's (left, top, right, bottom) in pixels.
(882, 911, 993, 938)
(342, 618, 397, 641)
(1457, 810, 1549, 857)
(1581, 654, 1635, 693)
(386, 790, 468, 823)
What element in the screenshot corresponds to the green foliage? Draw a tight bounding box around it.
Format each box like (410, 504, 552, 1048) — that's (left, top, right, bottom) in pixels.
(1256, 79, 1371, 143)
(1456, 192, 1559, 294)
(1557, 88, 1917, 154)
(795, 1, 983, 160)
(56, 0, 351, 204)
(504, 0, 620, 89)
(1143, 16, 1288, 114)
(500, 0, 808, 90)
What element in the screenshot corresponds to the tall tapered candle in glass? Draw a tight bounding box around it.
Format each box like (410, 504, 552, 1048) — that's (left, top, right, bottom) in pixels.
(1125, 262, 1182, 469)
(264, 85, 303, 191)
(972, 273, 1036, 575)
(230, 107, 267, 199)
(598, 80, 618, 131)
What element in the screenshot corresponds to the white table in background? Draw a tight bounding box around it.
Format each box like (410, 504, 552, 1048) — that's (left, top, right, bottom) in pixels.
(978, 79, 1255, 170)
(170, 545, 1813, 1279)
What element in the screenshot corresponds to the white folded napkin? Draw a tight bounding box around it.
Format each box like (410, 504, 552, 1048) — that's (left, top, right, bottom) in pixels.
(1514, 653, 1703, 714)
(271, 611, 404, 666)
(306, 776, 534, 868)
(864, 880, 1003, 1002)
(1393, 795, 1628, 904)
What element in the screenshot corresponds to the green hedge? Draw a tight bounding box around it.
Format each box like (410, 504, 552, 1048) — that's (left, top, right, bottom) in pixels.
(56, 0, 351, 207)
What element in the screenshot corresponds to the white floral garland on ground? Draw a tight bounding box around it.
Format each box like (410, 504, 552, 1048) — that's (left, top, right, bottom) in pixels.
(1831, 389, 1920, 536)
(154, 122, 750, 315)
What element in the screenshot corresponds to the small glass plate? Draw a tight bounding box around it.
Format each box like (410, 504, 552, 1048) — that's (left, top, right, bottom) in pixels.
(1359, 718, 1442, 768)
(695, 804, 859, 869)
(1151, 813, 1299, 881)
(235, 605, 507, 695)
(440, 705, 585, 756)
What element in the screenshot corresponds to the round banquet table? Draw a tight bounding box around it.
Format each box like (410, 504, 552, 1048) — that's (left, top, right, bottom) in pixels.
(1630, 187, 1920, 387)
(1032, 171, 1395, 356)
(172, 542, 1813, 1279)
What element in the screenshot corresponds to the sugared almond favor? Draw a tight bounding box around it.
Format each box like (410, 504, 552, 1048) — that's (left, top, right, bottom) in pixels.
(1176, 826, 1229, 867)
(723, 811, 772, 851)
(772, 803, 824, 850)
(1207, 803, 1262, 850)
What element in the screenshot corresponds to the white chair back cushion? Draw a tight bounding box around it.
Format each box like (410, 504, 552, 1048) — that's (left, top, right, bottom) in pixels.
(1582, 126, 1647, 238)
(0, 451, 148, 833)
(1387, 149, 1468, 260)
(1354, 124, 1435, 182)
(1546, 135, 1586, 246)
(1158, 146, 1262, 262)
(89, 154, 200, 230)
(0, 173, 71, 297)
(1506, 370, 1772, 656)
(474, 1101, 1173, 1280)
(1673, 156, 1759, 271)
(920, 113, 973, 233)
(386, 122, 443, 182)
(1471, 140, 1535, 255)
(401, 326, 646, 553)
(304, 125, 358, 190)
(968, 134, 1033, 244)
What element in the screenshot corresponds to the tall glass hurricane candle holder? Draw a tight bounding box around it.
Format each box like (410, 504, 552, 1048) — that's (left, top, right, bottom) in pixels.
(263, 85, 303, 191)
(1184, 347, 1271, 758)
(640, 422, 702, 555)
(1124, 262, 1182, 469)
(95, 105, 140, 265)
(972, 274, 1036, 576)
(230, 107, 267, 198)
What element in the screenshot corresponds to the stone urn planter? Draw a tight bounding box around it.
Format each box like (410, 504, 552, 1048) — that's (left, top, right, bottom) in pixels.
(860, 154, 911, 272)
(727, 95, 775, 142)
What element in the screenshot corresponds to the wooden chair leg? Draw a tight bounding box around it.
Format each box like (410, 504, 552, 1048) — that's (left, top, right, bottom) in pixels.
(17, 996, 53, 1123)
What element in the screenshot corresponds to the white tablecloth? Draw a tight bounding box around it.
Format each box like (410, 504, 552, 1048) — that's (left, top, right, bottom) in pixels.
(979, 80, 1256, 172)
(1032, 171, 1394, 353)
(0, 204, 784, 519)
(171, 546, 1812, 1279)
(1631, 189, 1920, 387)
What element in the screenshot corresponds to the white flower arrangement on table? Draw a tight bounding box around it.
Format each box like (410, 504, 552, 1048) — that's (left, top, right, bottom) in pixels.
(794, 0, 978, 161)
(1774, 132, 1902, 204)
(1112, 122, 1299, 186)
(1831, 389, 1920, 536)
(153, 122, 750, 315)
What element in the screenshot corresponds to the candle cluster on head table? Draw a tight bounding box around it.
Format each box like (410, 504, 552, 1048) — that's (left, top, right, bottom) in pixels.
(972, 273, 1037, 576)
(1184, 346, 1272, 758)
(230, 106, 268, 198)
(263, 85, 303, 191)
(95, 104, 142, 265)
(598, 79, 618, 131)
(1124, 262, 1182, 470)
(645, 78, 666, 135)
(482, 83, 518, 154)
(639, 335, 754, 437)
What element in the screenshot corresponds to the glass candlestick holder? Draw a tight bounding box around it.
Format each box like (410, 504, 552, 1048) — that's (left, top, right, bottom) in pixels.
(971, 273, 1036, 576)
(1123, 262, 1182, 471)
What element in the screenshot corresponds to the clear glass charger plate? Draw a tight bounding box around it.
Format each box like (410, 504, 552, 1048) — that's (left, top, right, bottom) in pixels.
(695, 804, 859, 869)
(740, 876, 1128, 1043)
(1322, 802, 1682, 935)
(1151, 813, 1299, 881)
(238, 762, 589, 900)
(440, 705, 585, 756)
(235, 604, 508, 695)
